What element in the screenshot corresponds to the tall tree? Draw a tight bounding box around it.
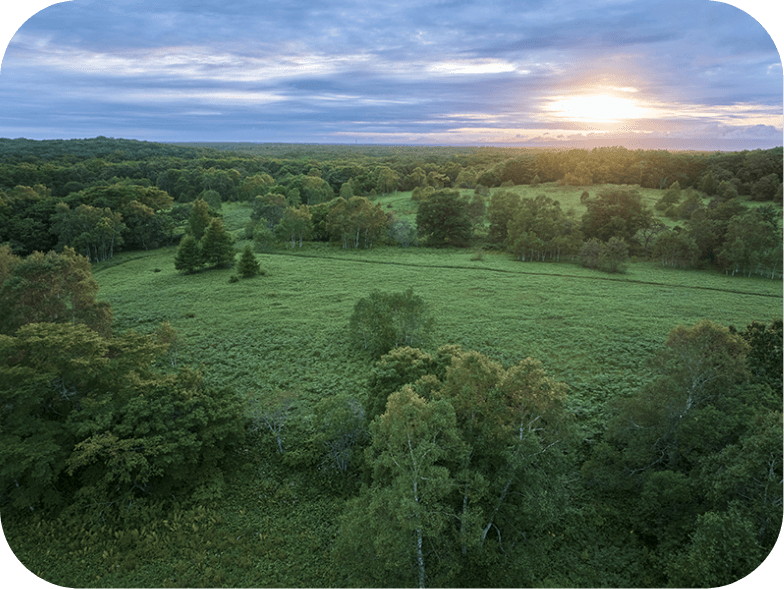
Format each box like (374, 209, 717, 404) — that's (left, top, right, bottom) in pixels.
(350, 289, 434, 358)
(188, 198, 212, 240)
(581, 187, 653, 243)
(335, 388, 464, 588)
(173, 233, 204, 274)
(235, 243, 262, 278)
(416, 189, 473, 247)
(200, 217, 235, 268)
(0, 247, 112, 336)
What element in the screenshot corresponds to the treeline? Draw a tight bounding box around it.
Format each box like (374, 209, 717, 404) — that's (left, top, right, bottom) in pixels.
(2, 137, 782, 275)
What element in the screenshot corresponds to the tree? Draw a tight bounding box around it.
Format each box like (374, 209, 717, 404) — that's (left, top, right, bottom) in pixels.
(326, 197, 387, 249)
(416, 189, 473, 247)
(487, 189, 520, 245)
(188, 198, 212, 240)
(276, 205, 313, 248)
(654, 180, 681, 212)
(0, 322, 245, 515)
(173, 233, 204, 274)
(581, 187, 653, 242)
(335, 347, 572, 587)
(365, 346, 441, 422)
(716, 209, 782, 278)
(601, 236, 629, 273)
(506, 195, 581, 261)
(652, 229, 700, 269)
(0, 246, 112, 336)
(200, 217, 235, 268)
(350, 289, 434, 358)
(246, 389, 297, 454)
(335, 388, 464, 588)
(312, 393, 367, 473)
(51, 203, 126, 262)
(235, 244, 262, 278)
(250, 192, 287, 229)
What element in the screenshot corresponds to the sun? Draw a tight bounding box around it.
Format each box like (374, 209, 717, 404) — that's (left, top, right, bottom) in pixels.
(546, 93, 648, 123)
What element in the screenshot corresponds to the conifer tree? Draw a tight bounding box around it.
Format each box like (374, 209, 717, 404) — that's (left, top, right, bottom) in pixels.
(236, 244, 261, 278)
(174, 233, 203, 273)
(200, 217, 235, 268)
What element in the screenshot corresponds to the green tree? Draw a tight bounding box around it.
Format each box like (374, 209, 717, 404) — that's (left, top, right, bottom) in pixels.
(600, 236, 629, 273)
(507, 194, 581, 261)
(335, 388, 464, 588)
(350, 289, 434, 358)
(326, 196, 387, 249)
(312, 393, 367, 474)
(188, 198, 212, 240)
(173, 233, 204, 274)
(235, 244, 261, 278)
(652, 229, 700, 269)
(667, 506, 765, 587)
(581, 187, 652, 242)
(276, 205, 313, 248)
(365, 346, 441, 422)
(416, 189, 473, 247)
(487, 189, 520, 245)
(0, 247, 112, 336)
(717, 209, 782, 278)
(200, 217, 235, 268)
(0, 322, 245, 515)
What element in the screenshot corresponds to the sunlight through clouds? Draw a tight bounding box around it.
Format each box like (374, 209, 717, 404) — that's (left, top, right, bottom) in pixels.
(0, 0, 780, 147)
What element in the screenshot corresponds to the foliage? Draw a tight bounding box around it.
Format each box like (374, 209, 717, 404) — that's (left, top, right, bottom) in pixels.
(506, 194, 582, 262)
(581, 186, 653, 243)
(0, 321, 245, 515)
(580, 236, 629, 273)
(187, 198, 213, 241)
(349, 288, 434, 358)
(200, 217, 235, 268)
(582, 320, 781, 585)
(416, 189, 473, 247)
(336, 347, 573, 587)
(173, 234, 203, 274)
(276, 205, 314, 248)
(325, 196, 388, 249)
(235, 244, 262, 278)
(0, 246, 112, 336)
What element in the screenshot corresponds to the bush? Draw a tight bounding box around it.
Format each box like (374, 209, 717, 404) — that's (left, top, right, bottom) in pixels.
(579, 237, 629, 273)
(349, 288, 434, 358)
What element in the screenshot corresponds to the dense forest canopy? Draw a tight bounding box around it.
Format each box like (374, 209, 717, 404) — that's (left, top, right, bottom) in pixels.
(1, 137, 780, 278)
(0, 137, 782, 588)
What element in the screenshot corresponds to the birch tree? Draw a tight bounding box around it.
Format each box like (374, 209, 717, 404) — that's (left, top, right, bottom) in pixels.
(336, 388, 463, 587)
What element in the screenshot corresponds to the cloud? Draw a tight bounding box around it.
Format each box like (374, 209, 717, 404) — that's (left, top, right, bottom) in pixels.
(0, 0, 780, 148)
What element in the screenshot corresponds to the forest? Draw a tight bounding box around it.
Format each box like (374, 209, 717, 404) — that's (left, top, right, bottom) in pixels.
(0, 137, 782, 588)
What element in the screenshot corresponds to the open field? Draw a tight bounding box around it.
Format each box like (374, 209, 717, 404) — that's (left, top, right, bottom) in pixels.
(93, 215, 782, 416)
(9, 191, 781, 588)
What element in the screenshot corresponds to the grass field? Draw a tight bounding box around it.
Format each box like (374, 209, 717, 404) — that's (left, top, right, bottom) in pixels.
(93, 196, 782, 417)
(10, 190, 782, 588)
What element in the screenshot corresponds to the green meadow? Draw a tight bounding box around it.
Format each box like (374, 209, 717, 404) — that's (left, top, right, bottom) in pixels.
(10, 190, 782, 588)
(94, 197, 781, 418)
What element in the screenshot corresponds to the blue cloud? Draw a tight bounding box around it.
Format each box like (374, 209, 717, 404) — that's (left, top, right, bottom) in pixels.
(0, 0, 780, 148)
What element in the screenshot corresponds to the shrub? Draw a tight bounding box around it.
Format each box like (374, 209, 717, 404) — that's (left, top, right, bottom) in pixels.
(349, 288, 434, 358)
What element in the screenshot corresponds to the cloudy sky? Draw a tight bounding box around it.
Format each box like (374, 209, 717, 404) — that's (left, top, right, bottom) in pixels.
(0, 0, 781, 150)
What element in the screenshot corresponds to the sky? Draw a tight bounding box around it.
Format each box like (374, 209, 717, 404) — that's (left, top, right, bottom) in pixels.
(0, 0, 781, 151)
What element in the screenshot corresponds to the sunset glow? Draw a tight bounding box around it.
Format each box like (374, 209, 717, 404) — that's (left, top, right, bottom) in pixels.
(546, 94, 649, 123)
(0, 1, 781, 149)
